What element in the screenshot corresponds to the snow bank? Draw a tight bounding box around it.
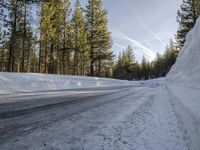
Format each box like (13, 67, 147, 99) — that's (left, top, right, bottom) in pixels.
(167, 17, 200, 118)
(0, 73, 132, 94)
(167, 17, 200, 150)
(139, 78, 166, 85)
(167, 17, 200, 87)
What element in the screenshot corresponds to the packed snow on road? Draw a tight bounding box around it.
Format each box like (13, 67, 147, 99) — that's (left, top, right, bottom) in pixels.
(0, 18, 200, 150)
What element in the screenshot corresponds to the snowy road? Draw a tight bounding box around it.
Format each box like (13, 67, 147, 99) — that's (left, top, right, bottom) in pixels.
(0, 81, 195, 150)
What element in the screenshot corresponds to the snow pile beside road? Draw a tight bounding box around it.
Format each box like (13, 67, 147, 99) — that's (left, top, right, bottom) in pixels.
(167, 17, 200, 119)
(167, 17, 200, 87)
(139, 78, 166, 85)
(167, 17, 200, 150)
(0, 73, 132, 94)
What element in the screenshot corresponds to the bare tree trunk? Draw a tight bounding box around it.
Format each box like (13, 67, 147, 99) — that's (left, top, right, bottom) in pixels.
(62, 35, 66, 75)
(49, 41, 54, 74)
(38, 38, 42, 73)
(8, 1, 17, 72)
(1, 46, 5, 71)
(73, 51, 78, 75)
(33, 50, 36, 73)
(98, 59, 101, 77)
(44, 39, 47, 73)
(56, 44, 60, 74)
(66, 49, 70, 75)
(26, 39, 31, 72)
(90, 44, 94, 76)
(21, 0, 27, 72)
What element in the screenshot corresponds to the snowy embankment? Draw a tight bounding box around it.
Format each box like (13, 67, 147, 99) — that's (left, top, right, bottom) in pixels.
(167, 17, 200, 149)
(167, 16, 200, 119)
(0, 73, 132, 94)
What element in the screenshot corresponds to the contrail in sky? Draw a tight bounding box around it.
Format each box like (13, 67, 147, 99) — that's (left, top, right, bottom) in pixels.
(113, 31, 156, 61)
(121, 0, 165, 47)
(114, 43, 126, 49)
(122, 33, 156, 60)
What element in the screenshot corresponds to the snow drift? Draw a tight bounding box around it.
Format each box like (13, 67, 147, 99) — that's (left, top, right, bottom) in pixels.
(167, 17, 200, 150)
(0, 73, 132, 94)
(167, 16, 200, 118)
(167, 17, 200, 86)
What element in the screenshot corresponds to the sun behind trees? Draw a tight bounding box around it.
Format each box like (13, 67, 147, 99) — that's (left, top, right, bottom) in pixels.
(0, 0, 112, 77)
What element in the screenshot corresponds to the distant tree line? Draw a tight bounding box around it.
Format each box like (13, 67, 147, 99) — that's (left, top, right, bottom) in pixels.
(0, 0, 113, 77)
(113, 40, 178, 80)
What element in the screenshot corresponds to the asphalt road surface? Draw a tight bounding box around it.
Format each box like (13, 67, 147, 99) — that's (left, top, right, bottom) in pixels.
(0, 82, 198, 150)
(0, 85, 137, 144)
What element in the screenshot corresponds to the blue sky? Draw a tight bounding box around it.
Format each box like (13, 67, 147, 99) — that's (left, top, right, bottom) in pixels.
(73, 0, 182, 61)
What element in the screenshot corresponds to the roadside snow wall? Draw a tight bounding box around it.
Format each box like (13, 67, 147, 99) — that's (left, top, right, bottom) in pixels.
(0, 73, 132, 94)
(167, 17, 200, 150)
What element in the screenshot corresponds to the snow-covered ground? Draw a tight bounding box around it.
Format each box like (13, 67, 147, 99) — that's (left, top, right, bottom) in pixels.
(0, 73, 132, 94)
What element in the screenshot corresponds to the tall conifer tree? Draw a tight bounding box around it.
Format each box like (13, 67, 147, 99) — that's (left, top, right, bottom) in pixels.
(176, 0, 198, 48)
(40, 0, 63, 74)
(86, 0, 112, 76)
(72, 0, 89, 75)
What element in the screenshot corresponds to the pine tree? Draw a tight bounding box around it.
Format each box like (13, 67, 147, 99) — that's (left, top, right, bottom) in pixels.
(19, 0, 34, 72)
(60, 0, 71, 75)
(1, 0, 33, 72)
(153, 52, 164, 78)
(113, 45, 136, 80)
(6, 0, 19, 72)
(163, 39, 178, 74)
(72, 0, 89, 75)
(40, 0, 63, 74)
(195, 0, 200, 15)
(141, 56, 150, 80)
(0, 3, 7, 71)
(0, 41, 8, 72)
(21, 0, 28, 72)
(176, 0, 198, 48)
(113, 40, 178, 80)
(113, 52, 123, 79)
(0, 0, 115, 77)
(25, 26, 35, 72)
(0, 3, 4, 45)
(123, 46, 135, 80)
(86, 0, 112, 76)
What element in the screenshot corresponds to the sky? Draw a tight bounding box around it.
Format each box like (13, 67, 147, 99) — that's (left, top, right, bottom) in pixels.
(73, 0, 182, 61)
